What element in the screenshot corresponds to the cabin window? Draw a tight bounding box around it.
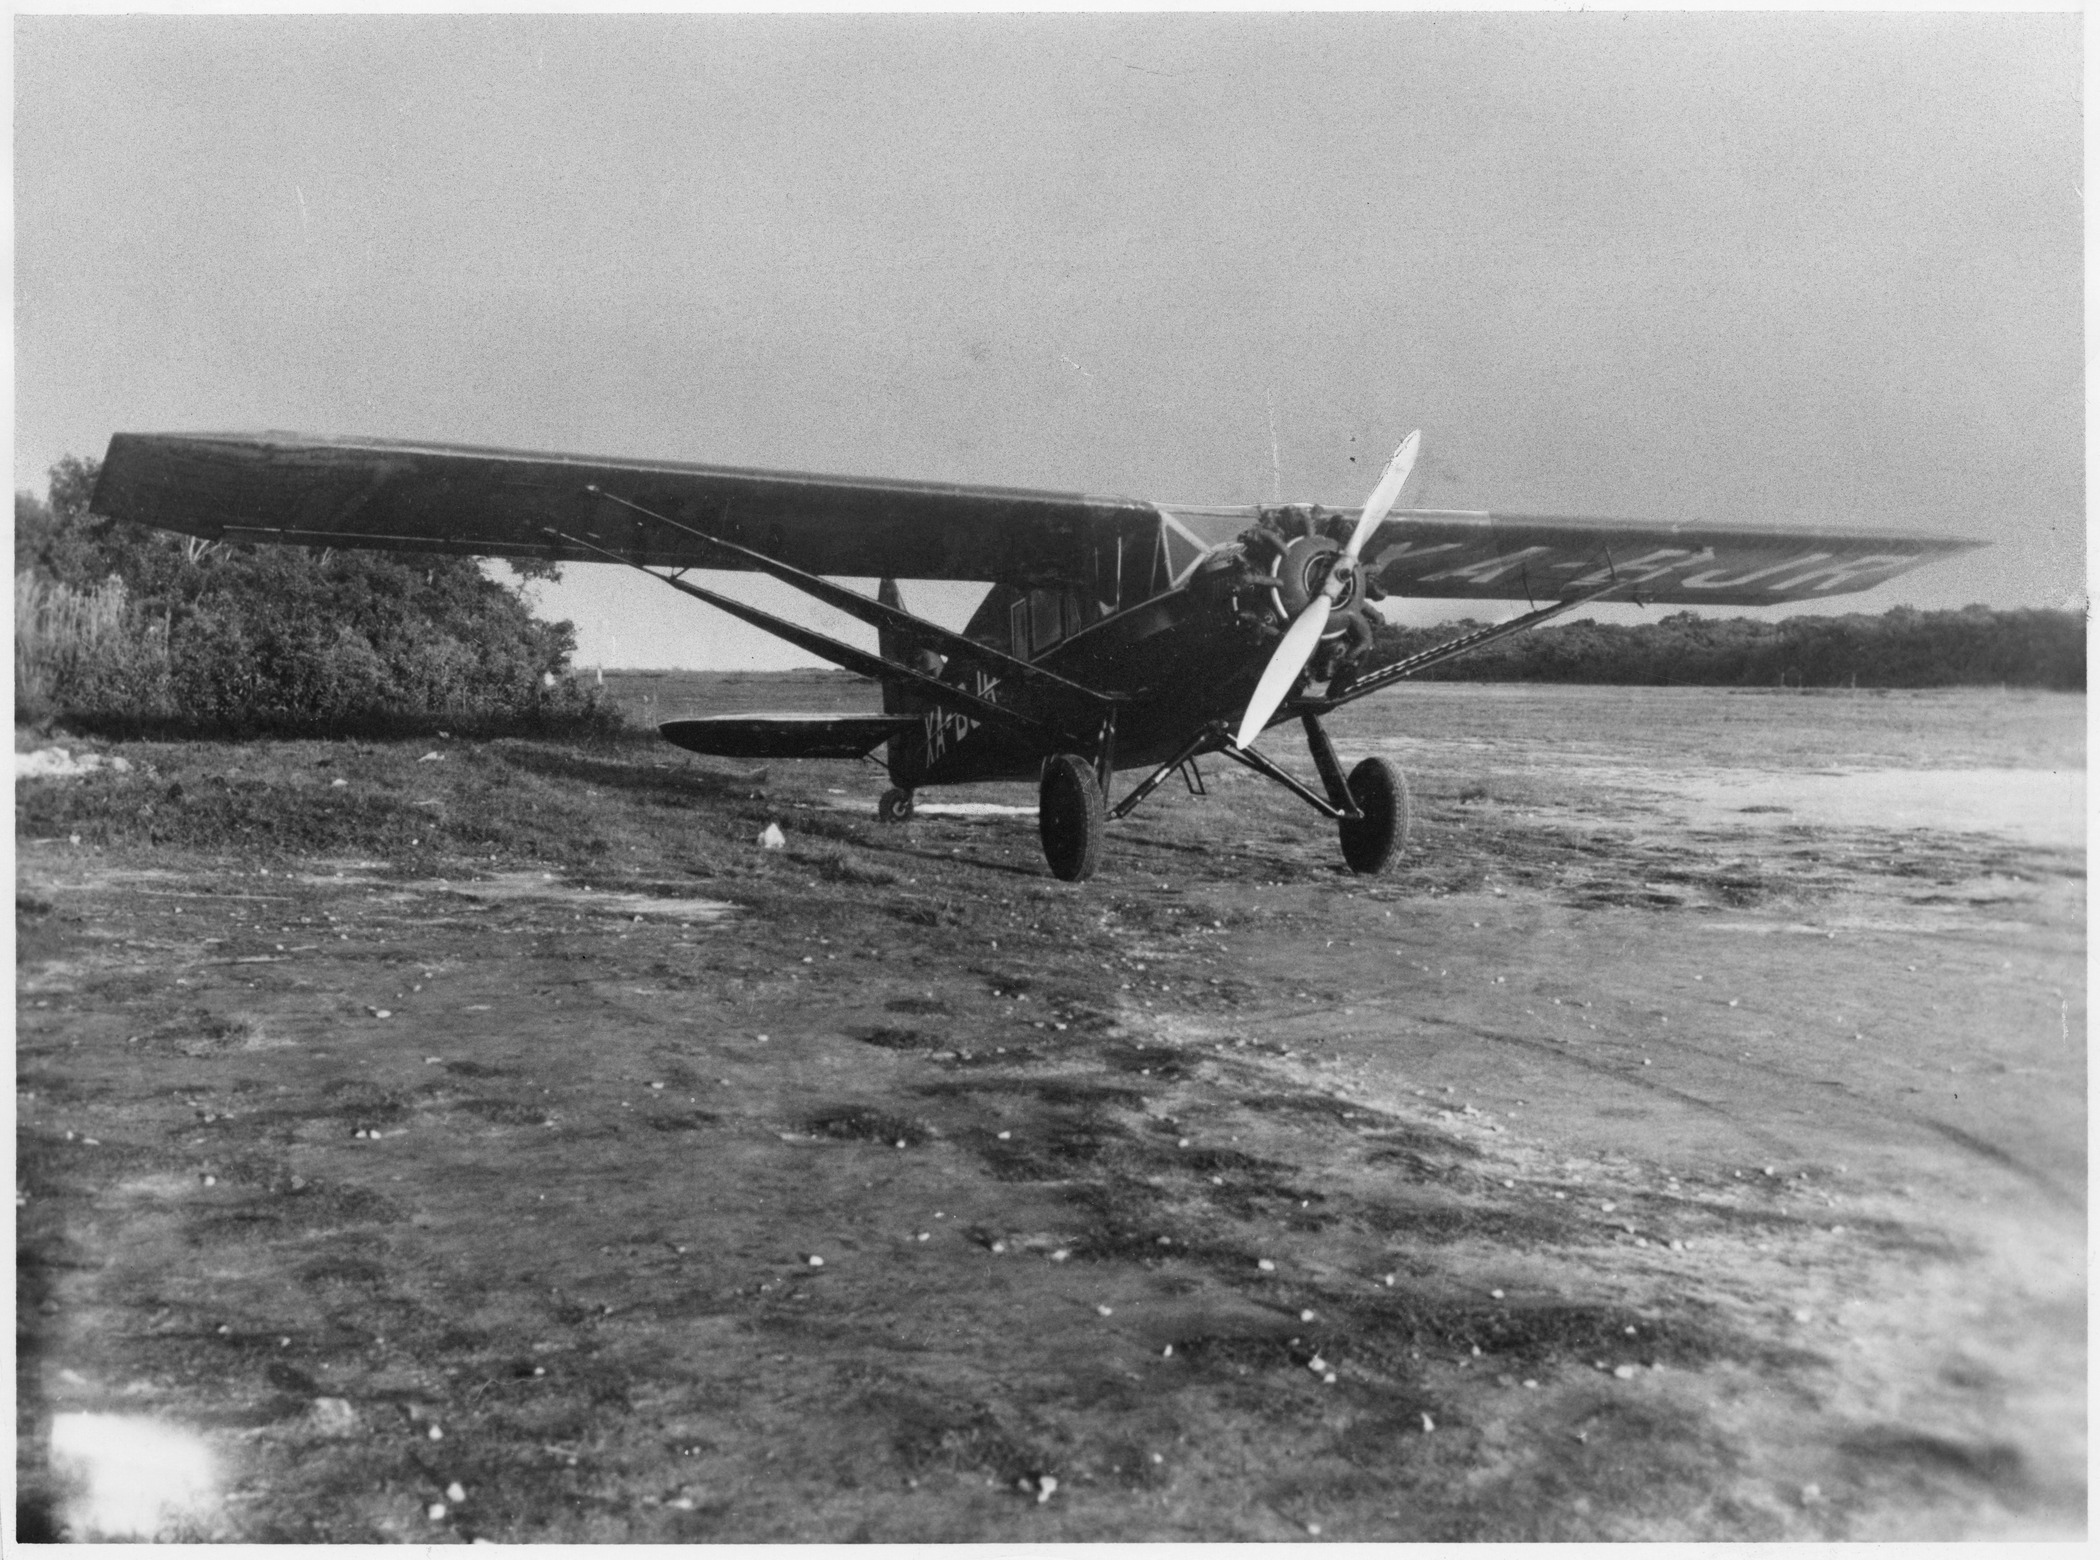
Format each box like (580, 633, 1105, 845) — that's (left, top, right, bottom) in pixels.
(1094, 537, 1123, 615)
(1030, 588, 1063, 651)
(1009, 600, 1029, 657)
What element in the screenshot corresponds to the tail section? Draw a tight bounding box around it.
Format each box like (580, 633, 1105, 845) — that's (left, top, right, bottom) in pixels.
(877, 578, 934, 715)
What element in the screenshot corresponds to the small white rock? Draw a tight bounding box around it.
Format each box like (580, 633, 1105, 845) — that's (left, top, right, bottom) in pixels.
(1613, 1363, 1638, 1379)
(759, 823, 786, 849)
(808, 1255, 824, 1267)
(428, 1424, 444, 1441)
(1300, 1309, 1316, 1322)
(429, 1503, 448, 1521)
(446, 1482, 466, 1503)
(309, 1397, 358, 1435)
(1420, 1413, 1435, 1433)
(1096, 1305, 1113, 1317)
(1036, 1475, 1058, 1504)
(1257, 1259, 1276, 1272)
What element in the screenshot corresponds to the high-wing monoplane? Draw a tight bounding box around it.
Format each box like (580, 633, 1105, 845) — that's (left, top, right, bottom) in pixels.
(92, 430, 1982, 881)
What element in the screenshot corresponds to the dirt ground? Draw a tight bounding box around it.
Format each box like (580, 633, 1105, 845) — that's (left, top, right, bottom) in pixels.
(14, 680, 2085, 1541)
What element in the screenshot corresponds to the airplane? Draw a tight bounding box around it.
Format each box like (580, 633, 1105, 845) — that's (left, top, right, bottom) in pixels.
(91, 429, 1982, 882)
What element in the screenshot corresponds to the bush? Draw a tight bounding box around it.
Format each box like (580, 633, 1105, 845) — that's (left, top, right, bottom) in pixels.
(16, 456, 623, 737)
(14, 570, 171, 721)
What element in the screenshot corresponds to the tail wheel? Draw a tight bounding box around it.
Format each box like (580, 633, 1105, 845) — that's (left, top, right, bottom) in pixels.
(1338, 757, 1410, 875)
(878, 787, 915, 824)
(1038, 754, 1106, 882)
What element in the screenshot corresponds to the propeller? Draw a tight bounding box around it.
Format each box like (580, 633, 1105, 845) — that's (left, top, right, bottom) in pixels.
(1233, 430, 1421, 748)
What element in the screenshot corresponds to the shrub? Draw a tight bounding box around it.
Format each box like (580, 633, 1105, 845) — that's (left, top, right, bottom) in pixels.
(14, 570, 171, 721)
(17, 457, 623, 737)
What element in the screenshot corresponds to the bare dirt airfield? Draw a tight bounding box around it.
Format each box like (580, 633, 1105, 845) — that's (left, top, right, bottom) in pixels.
(15, 677, 2084, 1541)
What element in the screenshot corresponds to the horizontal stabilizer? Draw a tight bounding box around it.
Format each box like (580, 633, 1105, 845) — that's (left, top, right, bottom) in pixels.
(659, 713, 919, 761)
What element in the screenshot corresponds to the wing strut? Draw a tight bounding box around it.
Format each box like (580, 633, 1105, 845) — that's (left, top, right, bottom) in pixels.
(1297, 583, 1620, 715)
(540, 525, 1066, 745)
(583, 485, 1115, 710)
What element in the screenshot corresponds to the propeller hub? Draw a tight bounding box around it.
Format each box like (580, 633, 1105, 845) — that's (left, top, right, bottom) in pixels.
(1266, 534, 1358, 629)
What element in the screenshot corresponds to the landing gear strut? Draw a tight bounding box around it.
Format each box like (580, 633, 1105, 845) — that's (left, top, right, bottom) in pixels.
(1038, 754, 1105, 882)
(878, 787, 915, 824)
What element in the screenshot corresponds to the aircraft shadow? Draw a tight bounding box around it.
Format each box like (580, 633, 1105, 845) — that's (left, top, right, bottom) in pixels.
(494, 743, 767, 802)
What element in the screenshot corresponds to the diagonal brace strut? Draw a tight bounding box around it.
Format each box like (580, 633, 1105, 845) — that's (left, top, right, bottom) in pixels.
(542, 525, 1066, 745)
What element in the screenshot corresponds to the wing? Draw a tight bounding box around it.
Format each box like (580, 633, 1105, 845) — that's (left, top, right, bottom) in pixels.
(1359, 511, 1983, 606)
(90, 432, 1162, 588)
(659, 713, 919, 760)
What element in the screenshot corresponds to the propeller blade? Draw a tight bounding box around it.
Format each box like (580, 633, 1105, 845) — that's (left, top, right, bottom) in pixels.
(1340, 429, 1421, 566)
(1233, 430, 1421, 749)
(1234, 595, 1331, 748)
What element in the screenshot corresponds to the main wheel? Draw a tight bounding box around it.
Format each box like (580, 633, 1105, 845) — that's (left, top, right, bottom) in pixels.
(1338, 757, 1410, 875)
(1038, 754, 1106, 882)
(878, 787, 915, 824)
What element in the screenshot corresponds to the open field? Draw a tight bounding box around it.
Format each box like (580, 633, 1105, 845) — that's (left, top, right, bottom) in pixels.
(16, 680, 2084, 1541)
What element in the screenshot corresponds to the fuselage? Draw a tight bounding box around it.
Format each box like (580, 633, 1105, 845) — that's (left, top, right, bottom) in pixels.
(883, 504, 1364, 788)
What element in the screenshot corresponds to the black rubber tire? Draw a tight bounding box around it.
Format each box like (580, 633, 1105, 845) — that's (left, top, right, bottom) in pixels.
(878, 787, 915, 824)
(1038, 754, 1106, 882)
(1338, 757, 1410, 875)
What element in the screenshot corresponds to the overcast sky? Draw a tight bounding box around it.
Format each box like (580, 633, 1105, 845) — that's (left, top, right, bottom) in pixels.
(16, 13, 2083, 668)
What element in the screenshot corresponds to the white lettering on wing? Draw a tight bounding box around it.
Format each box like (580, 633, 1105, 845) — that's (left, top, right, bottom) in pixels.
(1677, 552, 1832, 590)
(1365, 539, 1466, 571)
(1562, 547, 1711, 589)
(1768, 554, 1917, 592)
(1419, 545, 1553, 586)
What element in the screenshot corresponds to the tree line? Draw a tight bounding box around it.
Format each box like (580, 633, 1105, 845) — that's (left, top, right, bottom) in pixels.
(1367, 604, 2084, 691)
